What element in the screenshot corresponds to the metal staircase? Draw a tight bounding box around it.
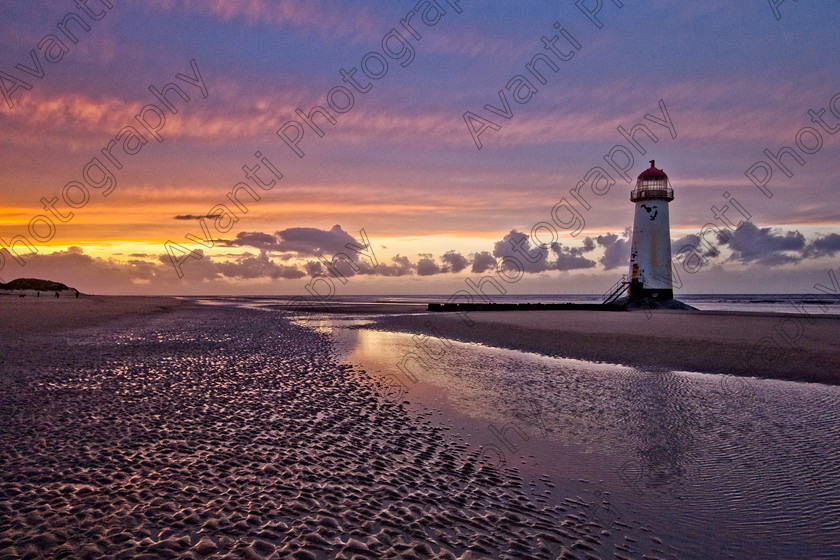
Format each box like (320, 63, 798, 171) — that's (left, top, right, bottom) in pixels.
(603, 274, 630, 304)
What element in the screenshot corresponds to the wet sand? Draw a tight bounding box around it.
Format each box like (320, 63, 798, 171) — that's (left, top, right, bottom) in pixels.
(0, 295, 186, 340)
(373, 309, 840, 385)
(3, 297, 837, 558)
(0, 298, 633, 559)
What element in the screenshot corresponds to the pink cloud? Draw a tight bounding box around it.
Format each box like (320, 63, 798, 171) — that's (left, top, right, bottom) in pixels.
(144, 0, 385, 41)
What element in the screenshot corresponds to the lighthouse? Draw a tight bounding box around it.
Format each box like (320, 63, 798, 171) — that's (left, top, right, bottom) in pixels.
(628, 160, 674, 300)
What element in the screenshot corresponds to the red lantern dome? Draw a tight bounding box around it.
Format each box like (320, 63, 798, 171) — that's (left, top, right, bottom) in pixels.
(631, 160, 673, 202)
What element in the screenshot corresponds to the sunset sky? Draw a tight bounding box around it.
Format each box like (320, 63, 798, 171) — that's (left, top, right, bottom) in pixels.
(1, 0, 838, 295)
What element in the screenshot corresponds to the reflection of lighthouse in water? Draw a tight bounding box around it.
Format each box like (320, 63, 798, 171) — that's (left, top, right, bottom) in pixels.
(628, 160, 674, 300)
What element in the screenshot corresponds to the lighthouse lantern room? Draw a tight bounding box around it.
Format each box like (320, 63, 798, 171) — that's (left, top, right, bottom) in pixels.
(628, 160, 674, 300)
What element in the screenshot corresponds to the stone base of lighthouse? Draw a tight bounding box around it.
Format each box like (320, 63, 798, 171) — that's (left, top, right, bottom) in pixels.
(628, 280, 673, 301)
(615, 292, 696, 311)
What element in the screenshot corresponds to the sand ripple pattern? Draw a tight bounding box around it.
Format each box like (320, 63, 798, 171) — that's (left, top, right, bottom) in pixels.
(0, 306, 664, 559)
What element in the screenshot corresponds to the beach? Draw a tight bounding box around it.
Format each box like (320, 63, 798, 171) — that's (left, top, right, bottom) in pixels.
(1, 297, 623, 559)
(2, 296, 839, 559)
(0, 295, 186, 340)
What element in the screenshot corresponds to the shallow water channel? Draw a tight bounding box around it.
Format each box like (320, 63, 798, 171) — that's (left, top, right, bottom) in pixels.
(295, 313, 840, 560)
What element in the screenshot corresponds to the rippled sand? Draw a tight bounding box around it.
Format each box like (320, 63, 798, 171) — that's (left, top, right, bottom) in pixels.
(0, 302, 671, 559)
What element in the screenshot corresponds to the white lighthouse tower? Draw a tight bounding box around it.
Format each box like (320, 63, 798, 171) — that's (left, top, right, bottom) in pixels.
(628, 160, 674, 300)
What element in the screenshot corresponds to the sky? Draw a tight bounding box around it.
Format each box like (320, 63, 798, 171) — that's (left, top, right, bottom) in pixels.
(1, 0, 838, 296)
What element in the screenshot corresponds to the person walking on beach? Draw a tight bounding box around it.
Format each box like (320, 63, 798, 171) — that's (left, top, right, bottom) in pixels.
(55, 291, 59, 298)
